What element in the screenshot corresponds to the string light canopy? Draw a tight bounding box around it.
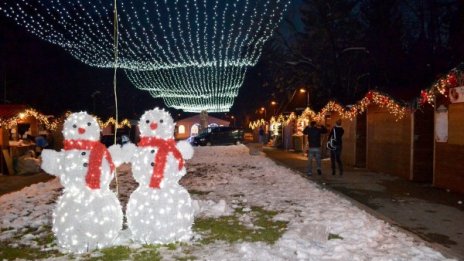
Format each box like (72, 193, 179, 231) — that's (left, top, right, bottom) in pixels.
(1, 0, 290, 112)
(126, 65, 247, 112)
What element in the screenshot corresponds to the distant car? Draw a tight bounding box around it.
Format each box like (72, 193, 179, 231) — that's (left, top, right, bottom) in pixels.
(191, 127, 244, 146)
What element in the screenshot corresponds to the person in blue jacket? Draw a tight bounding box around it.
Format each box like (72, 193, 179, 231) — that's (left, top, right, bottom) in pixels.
(303, 121, 327, 176)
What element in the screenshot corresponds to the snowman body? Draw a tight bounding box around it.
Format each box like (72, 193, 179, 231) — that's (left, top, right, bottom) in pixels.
(41, 112, 123, 253)
(126, 108, 194, 244)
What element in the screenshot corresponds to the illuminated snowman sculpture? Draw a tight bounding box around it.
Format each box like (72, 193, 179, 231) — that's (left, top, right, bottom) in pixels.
(125, 108, 194, 244)
(41, 112, 123, 253)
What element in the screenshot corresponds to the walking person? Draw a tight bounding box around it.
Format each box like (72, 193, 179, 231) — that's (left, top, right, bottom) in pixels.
(328, 119, 344, 176)
(258, 126, 266, 145)
(303, 121, 328, 176)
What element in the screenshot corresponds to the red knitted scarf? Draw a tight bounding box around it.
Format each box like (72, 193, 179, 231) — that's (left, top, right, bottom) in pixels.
(138, 137, 184, 189)
(64, 139, 115, 189)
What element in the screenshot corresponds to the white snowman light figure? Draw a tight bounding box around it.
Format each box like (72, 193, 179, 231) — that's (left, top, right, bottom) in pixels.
(125, 108, 194, 244)
(41, 112, 123, 253)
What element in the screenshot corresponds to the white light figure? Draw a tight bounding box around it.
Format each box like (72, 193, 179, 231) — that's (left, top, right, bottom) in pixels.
(0, 0, 290, 112)
(41, 112, 123, 253)
(123, 108, 194, 244)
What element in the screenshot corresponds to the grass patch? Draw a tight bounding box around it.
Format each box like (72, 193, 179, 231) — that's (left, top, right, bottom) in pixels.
(0, 225, 63, 260)
(193, 206, 287, 245)
(88, 246, 131, 261)
(0, 227, 13, 233)
(0, 244, 63, 260)
(188, 190, 211, 196)
(328, 233, 344, 240)
(175, 255, 197, 261)
(131, 245, 162, 261)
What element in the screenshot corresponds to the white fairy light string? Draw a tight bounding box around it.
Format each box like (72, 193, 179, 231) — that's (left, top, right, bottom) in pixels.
(1, 0, 288, 69)
(1, 0, 290, 111)
(41, 112, 123, 253)
(126, 65, 247, 112)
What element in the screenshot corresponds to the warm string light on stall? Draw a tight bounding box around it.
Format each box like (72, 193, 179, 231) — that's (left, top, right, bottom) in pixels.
(420, 67, 463, 107)
(249, 91, 409, 129)
(0, 108, 58, 130)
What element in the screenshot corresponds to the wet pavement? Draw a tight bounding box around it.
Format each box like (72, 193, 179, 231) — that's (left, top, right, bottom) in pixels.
(261, 146, 464, 260)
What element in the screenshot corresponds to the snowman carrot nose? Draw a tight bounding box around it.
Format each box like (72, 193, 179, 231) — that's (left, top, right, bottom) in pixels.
(78, 127, 86, 134)
(150, 122, 158, 130)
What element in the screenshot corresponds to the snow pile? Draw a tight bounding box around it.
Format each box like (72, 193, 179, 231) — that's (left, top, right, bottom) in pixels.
(0, 144, 455, 260)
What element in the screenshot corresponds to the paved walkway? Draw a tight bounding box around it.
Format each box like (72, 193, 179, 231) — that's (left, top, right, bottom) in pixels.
(0, 172, 54, 196)
(261, 146, 464, 260)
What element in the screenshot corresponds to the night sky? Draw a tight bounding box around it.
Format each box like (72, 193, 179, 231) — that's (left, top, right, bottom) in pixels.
(1, 0, 459, 124)
(0, 16, 167, 119)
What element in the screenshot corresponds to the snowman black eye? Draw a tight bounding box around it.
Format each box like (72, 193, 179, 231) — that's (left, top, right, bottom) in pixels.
(160, 119, 164, 123)
(87, 122, 91, 126)
(72, 124, 77, 128)
(145, 120, 150, 124)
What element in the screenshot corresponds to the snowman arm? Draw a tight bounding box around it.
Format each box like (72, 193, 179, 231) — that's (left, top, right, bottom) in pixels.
(108, 142, 137, 166)
(40, 149, 63, 176)
(176, 140, 194, 160)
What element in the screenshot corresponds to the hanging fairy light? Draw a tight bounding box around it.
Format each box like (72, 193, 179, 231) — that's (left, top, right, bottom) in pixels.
(1, 0, 290, 112)
(126, 65, 248, 112)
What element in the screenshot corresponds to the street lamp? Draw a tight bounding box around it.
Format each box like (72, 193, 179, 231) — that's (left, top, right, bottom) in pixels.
(299, 88, 309, 108)
(230, 115, 235, 127)
(260, 107, 267, 119)
(270, 101, 277, 115)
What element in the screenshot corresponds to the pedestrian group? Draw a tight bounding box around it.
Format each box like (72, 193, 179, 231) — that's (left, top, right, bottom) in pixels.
(303, 118, 344, 176)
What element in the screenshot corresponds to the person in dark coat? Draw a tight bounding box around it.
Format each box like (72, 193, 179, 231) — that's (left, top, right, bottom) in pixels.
(303, 121, 328, 176)
(328, 119, 344, 176)
(258, 126, 266, 144)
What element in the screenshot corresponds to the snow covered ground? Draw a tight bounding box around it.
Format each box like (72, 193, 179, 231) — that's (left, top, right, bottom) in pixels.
(0, 145, 455, 260)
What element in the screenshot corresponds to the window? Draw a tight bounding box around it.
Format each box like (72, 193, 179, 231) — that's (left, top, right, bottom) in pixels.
(178, 125, 186, 134)
(191, 124, 199, 136)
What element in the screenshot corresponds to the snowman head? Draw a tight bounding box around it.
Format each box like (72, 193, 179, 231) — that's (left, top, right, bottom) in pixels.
(63, 112, 101, 141)
(138, 108, 175, 139)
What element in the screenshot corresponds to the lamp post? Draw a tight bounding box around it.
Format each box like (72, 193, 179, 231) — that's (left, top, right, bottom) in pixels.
(260, 107, 267, 119)
(271, 101, 277, 115)
(230, 115, 235, 127)
(299, 88, 309, 108)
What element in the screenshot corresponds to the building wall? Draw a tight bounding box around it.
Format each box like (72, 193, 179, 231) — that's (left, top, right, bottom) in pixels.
(367, 105, 412, 179)
(341, 117, 356, 167)
(434, 103, 464, 193)
(355, 113, 367, 168)
(412, 106, 434, 182)
(175, 115, 230, 140)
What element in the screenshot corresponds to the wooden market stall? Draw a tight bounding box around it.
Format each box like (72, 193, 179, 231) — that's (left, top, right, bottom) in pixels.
(366, 104, 434, 182)
(433, 94, 464, 193)
(0, 105, 54, 175)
